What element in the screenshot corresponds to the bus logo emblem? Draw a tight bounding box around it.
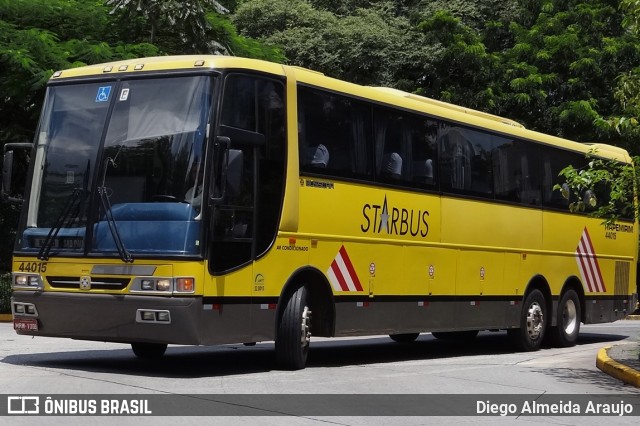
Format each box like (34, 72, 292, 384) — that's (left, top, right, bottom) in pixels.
(80, 276, 91, 290)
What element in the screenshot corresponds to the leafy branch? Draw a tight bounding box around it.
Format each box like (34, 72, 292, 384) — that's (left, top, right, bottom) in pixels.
(554, 149, 638, 223)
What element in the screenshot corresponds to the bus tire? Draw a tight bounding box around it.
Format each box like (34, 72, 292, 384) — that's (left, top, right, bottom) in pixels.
(550, 289, 581, 347)
(508, 289, 546, 351)
(131, 342, 167, 359)
(275, 286, 311, 370)
(431, 330, 479, 341)
(389, 333, 420, 343)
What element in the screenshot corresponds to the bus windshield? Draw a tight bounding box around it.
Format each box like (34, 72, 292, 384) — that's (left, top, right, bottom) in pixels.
(17, 75, 213, 258)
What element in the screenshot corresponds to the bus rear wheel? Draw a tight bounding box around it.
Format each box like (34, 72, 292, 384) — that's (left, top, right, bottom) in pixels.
(131, 342, 167, 359)
(550, 289, 581, 347)
(275, 286, 311, 370)
(508, 289, 547, 351)
(389, 333, 419, 343)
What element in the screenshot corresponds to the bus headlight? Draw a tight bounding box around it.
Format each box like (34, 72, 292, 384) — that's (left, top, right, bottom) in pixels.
(131, 277, 195, 294)
(132, 277, 173, 293)
(13, 274, 43, 290)
(141, 279, 155, 291)
(156, 279, 171, 292)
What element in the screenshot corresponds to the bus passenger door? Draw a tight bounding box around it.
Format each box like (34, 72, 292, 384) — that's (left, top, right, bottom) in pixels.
(206, 73, 287, 343)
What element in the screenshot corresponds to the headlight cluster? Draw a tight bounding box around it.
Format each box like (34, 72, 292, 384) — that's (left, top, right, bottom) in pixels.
(13, 302, 37, 315)
(131, 277, 195, 294)
(12, 274, 43, 290)
(141, 278, 172, 292)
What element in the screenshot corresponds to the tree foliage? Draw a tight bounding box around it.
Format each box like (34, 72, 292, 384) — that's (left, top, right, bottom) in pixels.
(106, 0, 230, 52)
(496, 0, 640, 145)
(233, 0, 430, 87)
(555, 151, 637, 222)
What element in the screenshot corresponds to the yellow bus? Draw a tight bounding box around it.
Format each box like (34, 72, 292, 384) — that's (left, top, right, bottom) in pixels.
(4, 55, 637, 370)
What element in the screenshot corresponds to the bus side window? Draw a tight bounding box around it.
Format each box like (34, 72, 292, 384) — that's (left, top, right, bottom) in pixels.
(298, 86, 370, 178)
(493, 138, 541, 205)
(374, 108, 406, 183)
(542, 147, 584, 209)
(408, 118, 438, 189)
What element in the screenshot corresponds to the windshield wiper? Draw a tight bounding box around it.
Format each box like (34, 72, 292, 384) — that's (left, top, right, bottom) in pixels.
(37, 188, 87, 261)
(97, 186, 133, 263)
(97, 157, 133, 263)
(38, 160, 92, 260)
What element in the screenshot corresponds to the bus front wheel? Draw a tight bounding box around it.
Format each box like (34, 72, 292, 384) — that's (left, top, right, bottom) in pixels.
(550, 289, 581, 347)
(131, 342, 167, 359)
(275, 286, 311, 370)
(508, 289, 547, 351)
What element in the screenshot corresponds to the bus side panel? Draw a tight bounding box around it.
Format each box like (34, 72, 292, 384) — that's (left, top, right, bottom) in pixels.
(542, 211, 637, 324)
(199, 264, 254, 345)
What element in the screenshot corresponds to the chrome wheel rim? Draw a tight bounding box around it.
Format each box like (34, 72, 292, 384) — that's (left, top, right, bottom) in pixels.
(562, 299, 577, 335)
(300, 306, 311, 347)
(526, 302, 544, 340)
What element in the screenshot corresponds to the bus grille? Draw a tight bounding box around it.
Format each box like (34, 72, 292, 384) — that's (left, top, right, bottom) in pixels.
(614, 261, 630, 311)
(47, 276, 130, 290)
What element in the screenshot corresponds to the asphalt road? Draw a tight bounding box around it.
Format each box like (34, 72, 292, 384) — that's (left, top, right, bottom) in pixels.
(1, 321, 640, 425)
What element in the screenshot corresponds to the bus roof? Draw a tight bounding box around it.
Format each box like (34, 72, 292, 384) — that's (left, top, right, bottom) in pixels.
(50, 55, 287, 80)
(371, 87, 525, 129)
(51, 55, 631, 163)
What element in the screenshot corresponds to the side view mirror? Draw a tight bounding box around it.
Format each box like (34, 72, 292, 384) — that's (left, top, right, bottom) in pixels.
(2, 142, 32, 203)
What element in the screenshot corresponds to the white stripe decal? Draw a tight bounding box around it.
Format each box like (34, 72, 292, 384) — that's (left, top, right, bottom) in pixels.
(575, 228, 606, 293)
(327, 245, 363, 293)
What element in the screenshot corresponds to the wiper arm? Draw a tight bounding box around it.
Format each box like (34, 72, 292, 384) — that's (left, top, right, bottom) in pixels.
(37, 188, 86, 260)
(97, 185, 133, 263)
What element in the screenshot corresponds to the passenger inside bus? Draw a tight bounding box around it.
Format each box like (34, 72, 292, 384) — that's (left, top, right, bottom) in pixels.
(383, 152, 403, 179)
(310, 144, 330, 168)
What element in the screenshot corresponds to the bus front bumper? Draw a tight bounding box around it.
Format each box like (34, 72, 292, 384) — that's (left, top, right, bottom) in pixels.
(11, 291, 202, 345)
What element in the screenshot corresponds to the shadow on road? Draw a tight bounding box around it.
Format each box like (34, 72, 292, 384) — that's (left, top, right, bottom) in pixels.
(1, 330, 629, 378)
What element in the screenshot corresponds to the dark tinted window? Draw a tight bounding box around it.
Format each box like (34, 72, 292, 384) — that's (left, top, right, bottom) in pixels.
(374, 108, 437, 189)
(438, 124, 493, 197)
(493, 138, 542, 205)
(298, 86, 371, 178)
(542, 147, 586, 209)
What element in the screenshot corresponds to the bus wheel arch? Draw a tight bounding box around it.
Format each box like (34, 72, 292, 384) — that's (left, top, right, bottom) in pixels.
(276, 267, 335, 339)
(550, 278, 583, 347)
(509, 276, 551, 351)
(274, 267, 335, 369)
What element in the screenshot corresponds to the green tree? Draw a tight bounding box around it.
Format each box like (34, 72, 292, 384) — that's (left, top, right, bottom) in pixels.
(593, 0, 640, 151)
(414, 10, 500, 109)
(106, 0, 231, 52)
(555, 1, 640, 225)
(233, 0, 428, 87)
(496, 0, 640, 145)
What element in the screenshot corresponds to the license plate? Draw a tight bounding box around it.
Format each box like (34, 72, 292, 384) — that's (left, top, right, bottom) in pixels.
(13, 318, 38, 331)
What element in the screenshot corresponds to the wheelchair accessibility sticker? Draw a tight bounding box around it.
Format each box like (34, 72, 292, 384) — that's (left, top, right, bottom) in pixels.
(96, 86, 112, 102)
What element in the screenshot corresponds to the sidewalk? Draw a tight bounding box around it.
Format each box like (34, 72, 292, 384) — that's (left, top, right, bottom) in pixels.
(596, 314, 640, 387)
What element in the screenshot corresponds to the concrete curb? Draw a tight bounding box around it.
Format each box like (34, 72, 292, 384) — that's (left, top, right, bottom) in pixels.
(596, 346, 640, 387)
(0, 314, 11, 322)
